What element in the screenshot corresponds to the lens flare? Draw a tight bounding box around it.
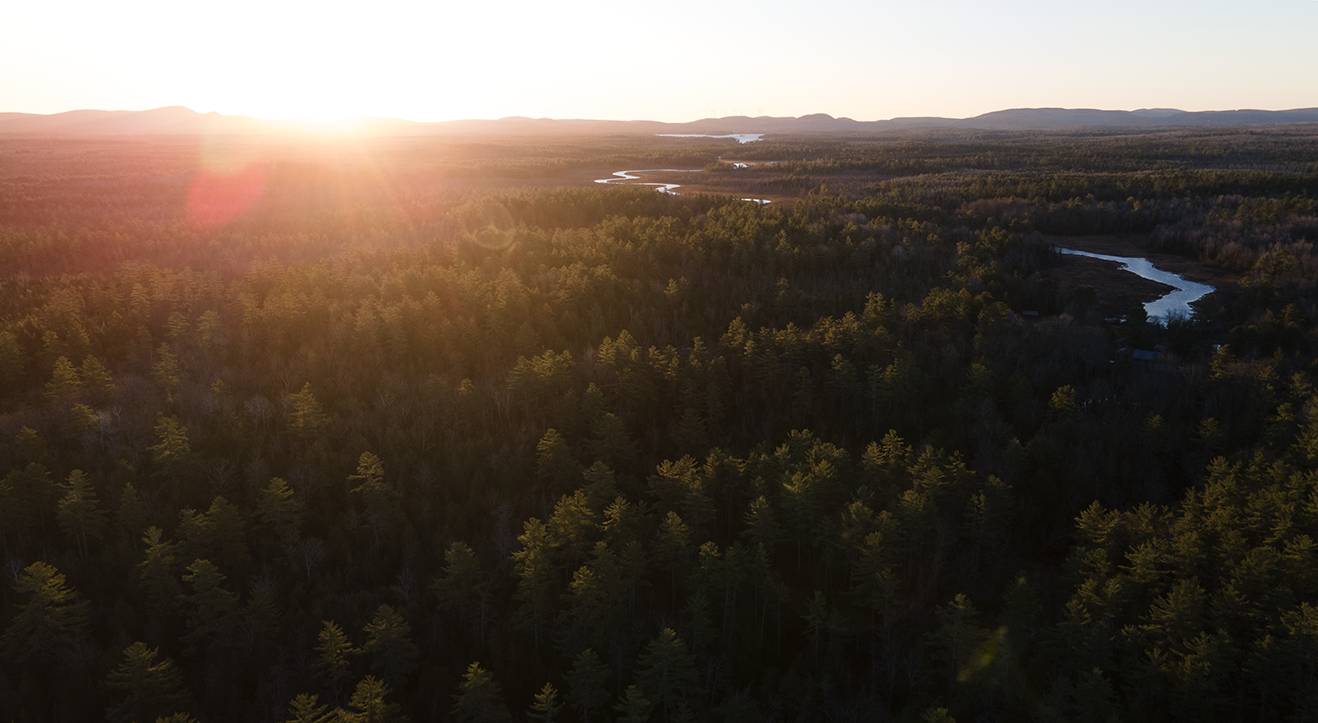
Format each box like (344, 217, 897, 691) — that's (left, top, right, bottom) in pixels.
(185, 140, 267, 228)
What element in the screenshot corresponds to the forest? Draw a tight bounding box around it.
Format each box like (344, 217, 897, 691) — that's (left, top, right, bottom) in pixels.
(0, 127, 1316, 722)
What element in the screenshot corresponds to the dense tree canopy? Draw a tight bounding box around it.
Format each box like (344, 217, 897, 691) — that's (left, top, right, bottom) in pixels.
(0, 128, 1315, 721)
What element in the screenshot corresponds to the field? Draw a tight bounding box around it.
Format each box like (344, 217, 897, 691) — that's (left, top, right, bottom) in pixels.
(1, 127, 1317, 722)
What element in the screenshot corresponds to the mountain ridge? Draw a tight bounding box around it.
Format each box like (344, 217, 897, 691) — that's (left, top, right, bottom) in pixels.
(2, 106, 1316, 136)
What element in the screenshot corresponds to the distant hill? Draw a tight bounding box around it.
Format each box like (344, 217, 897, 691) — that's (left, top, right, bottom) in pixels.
(939, 107, 1318, 130)
(2, 106, 1317, 137)
(0, 107, 271, 136)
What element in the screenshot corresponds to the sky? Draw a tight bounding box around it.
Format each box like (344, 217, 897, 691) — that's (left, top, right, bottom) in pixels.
(2, 0, 1316, 122)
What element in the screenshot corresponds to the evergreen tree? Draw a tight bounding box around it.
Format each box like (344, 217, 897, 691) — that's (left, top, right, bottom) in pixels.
(349, 453, 397, 546)
(286, 383, 330, 438)
(347, 676, 399, 723)
(44, 356, 83, 405)
(361, 605, 418, 687)
(566, 648, 610, 723)
(433, 540, 489, 641)
(56, 469, 106, 558)
(284, 693, 334, 723)
(80, 354, 116, 401)
(636, 627, 699, 723)
(527, 682, 563, 723)
(139, 527, 182, 617)
(614, 685, 654, 723)
(153, 344, 181, 402)
(179, 559, 238, 647)
(148, 415, 191, 468)
(451, 662, 511, 723)
(536, 427, 581, 493)
(257, 477, 302, 548)
(2, 561, 89, 665)
(315, 620, 357, 690)
(106, 642, 190, 723)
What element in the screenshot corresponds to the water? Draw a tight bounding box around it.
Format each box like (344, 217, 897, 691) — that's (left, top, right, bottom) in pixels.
(657, 133, 765, 144)
(593, 169, 695, 195)
(1058, 247, 1215, 322)
(595, 169, 772, 204)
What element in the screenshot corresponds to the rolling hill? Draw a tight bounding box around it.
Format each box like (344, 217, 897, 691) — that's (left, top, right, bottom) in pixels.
(1, 106, 1316, 137)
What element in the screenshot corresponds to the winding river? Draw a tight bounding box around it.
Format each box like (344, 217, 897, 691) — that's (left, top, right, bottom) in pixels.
(594, 169, 691, 195)
(593, 131, 771, 203)
(594, 168, 771, 205)
(1058, 247, 1215, 322)
(657, 133, 764, 144)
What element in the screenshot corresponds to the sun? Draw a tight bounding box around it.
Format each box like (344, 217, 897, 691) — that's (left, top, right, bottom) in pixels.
(287, 105, 364, 124)
(244, 96, 368, 128)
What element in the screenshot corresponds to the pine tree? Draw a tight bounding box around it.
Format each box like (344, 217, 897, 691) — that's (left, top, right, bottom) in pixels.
(56, 469, 106, 558)
(154, 714, 200, 723)
(347, 676, 399, 723)
(586, 412, 636, 470)
(451, 661, 512, 723)
(433, 540, 489, 641)
(614, 685, 654, 723)
(284, 693, 334, 723)
(512, 517, 556, 649)
(547, 488, 595, 565)
(139, 527, 181, 617)
(536, 427, 581, 492)
(581, 461, 619, 512)
(655, 512, 691, 605)
(315, 620, 357, 690)
(527, 682, 563, 723)
(80, 354, 116, 401)
(566, 648, 610, 723)
(559, 564, 606, 656)
(180, 559, 237, 647)
(44, 356, 83, 405)
(13, 425, 45, 462)
(153, 343, 181, 402)
(196, 495, 250, 579)
(361, 605, 418, 687)
(286, 383, 329, 438)
(257, 477, 302, 548)
(106, 642, 190, 723)
(2, 561, 90, 665)
(921, 707, 957, 723)
(148, 415, 191, 468)
(930, 593, 983, 689)
(349, 452, 396, 546)
(636, 627, 699, 723)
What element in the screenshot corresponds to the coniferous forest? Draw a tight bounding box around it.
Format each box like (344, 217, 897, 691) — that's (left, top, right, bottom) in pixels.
(1, 128, 1317, 722)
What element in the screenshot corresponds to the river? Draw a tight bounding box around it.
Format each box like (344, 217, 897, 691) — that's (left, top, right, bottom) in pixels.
(1058, 247, 1215, 322)
(657, 133, 764, 144)
(594, 168, 771, 205)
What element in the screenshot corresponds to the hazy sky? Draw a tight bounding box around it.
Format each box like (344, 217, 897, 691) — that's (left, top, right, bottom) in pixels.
(3, 0, 1315, 122)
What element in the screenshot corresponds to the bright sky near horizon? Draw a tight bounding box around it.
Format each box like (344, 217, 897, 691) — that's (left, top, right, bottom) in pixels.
(3, 0, 1316, 122)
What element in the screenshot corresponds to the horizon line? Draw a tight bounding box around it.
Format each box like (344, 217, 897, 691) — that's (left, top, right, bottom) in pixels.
(6, 103, 1318, 126)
